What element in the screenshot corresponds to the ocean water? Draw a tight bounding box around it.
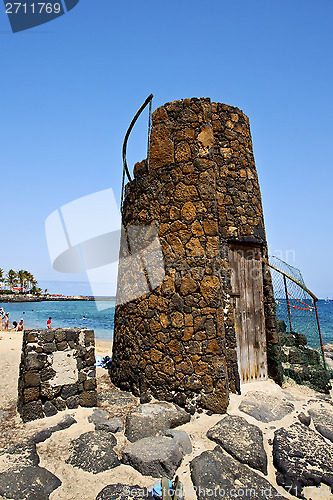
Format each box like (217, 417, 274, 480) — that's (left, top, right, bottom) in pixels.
(1, 299, 333, 345)
(0, 300, 115, 342)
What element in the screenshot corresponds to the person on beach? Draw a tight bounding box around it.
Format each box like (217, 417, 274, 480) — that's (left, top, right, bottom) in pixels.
(17, 319, 24, 331)
(47, 317, 52, 329)
(12, 321, 18, 330)
(4, 313, 9, 331)
(0, 308, 4, 330)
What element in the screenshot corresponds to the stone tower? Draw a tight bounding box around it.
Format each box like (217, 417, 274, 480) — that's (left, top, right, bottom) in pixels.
(111, 98, 280, 414)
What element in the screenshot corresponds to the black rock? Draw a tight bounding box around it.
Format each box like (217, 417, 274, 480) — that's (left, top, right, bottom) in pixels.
(96, 483, 153, 500)
(32, 429, 53, 444)
(32, 414, 77, 443)
(43, 401, 57, 417)
(122, 435, 183, 479)
(21, 400, 44, 423)
(61, 383, 78, 399)
(98, 389, 138, 408)
(273, 422, 333, 497)
(125, 402, 191, 442)
(0, 466, 61, 499)
(207, 415, 267, 474)
(297, 412, 311, 426)
(164, 429, 192, 455)
(65, 430, 120, 473)
(66, 395, 79, 409)
(88, 409, 123, 433)
(190, 447, 286, 499)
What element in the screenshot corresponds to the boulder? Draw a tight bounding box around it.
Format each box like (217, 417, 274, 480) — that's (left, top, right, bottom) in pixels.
(297, 412, 311, 426)
(190, 447, 286, 499)
(32, 414, 77, 443)
(0, 466, 61, 499)
(239, 391, 294, 423)
(88, 409, 123, 433)
(96, 484, 153, 500)
(65, 430, 120, 473)
(164, 429, 192, 455)
(308, 407, 333, 443)
(206, 415, 267, 474)
(273, 422, 333, 497)
(125, 402, 190, 442)
(98, 389, 138, 409)
(122, 436, 183, 479)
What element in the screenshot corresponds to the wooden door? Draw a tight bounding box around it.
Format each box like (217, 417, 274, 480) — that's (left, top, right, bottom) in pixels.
(228, 245, 268, 383)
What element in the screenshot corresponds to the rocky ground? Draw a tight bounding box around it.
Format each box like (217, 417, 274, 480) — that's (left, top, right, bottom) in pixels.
(1, 371, 333, 500)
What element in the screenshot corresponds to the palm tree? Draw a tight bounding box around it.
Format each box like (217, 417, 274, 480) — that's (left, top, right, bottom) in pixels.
(17, 269, 27, 291)
(6, 269, 18, 290)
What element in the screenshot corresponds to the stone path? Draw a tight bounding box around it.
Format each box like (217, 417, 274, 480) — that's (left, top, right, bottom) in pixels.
(1, 386, 333, 499)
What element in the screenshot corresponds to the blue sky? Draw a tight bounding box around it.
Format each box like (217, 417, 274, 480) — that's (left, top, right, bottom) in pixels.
(0, 0, 332, 297)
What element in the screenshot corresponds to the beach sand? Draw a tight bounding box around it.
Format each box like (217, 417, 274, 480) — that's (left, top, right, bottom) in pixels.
(0, 328, 332, 500)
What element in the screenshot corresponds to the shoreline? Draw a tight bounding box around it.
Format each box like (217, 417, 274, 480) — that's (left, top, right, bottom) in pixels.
(0, 295, 116, 303)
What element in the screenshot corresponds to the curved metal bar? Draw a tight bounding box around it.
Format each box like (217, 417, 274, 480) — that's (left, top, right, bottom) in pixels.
(122, 93, 154, 183)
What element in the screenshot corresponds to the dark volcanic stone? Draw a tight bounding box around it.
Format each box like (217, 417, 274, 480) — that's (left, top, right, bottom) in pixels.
(190, 447, 286, 499)
(66, 395, 79, 409)
(297, 412, 311, 426)
(273, 422, 333, 497)
(53, 397, 66, 411)
(21, 400, 44, 423)
(239, 391, 294, 423)
(79, 390, 97, 407)
(65, 431, 120, 473)
(32, 414, 77, 443)
(53, 414, 77, 431)
(125, 402, 191, 442)
(43, 342, 56, 353)
(164, 429, 192, 455)
(54, 330, 67, 342)
(308, 407, 333, 442)
(206, 415, 267, 474)
(88, 409, 123, 433)
(40, 367, 56, 382)
(43, 401, 57, 417)
(0, 466, 61, 499)
(96, 484, 153, 500)
(32, 429, 53, 444)
(98, 389, 138, 409)
(61, 384, 78, 399)
(122, 436, 183, 479)
(25, 353, 46, 371)
(24, 372, 40, 387)
(40, 331, 55, 342)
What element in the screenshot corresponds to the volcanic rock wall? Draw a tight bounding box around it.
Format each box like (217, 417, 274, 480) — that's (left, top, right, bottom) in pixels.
(111, 98, 280, 413)
(18, 328, 97, 422)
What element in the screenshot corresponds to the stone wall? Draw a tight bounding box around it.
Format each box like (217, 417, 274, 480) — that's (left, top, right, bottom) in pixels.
(18, 328, 97, 422)
(111, 98, 280, 414)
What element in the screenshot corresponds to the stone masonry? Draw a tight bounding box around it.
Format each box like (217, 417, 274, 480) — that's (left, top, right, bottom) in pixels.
(111, 98, 280, 413)
(18, 328, 98, 422)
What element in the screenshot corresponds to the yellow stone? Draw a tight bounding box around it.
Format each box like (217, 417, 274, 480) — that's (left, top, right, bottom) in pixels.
(186, 238, 205, 257)
(171, 311, 184, 328)
(175, 141, 192, 163)
(181, 202, 196, 222)
(191, 221, 204, 237)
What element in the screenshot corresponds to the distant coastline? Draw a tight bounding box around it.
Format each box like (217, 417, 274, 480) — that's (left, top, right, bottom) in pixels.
(0, 294, 116, 303)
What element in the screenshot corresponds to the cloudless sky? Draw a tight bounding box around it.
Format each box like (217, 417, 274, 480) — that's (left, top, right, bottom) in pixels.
(0, 0, 332, 297)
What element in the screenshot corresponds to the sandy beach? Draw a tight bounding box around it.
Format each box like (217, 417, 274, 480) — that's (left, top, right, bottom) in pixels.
(0, 328, 332, 500)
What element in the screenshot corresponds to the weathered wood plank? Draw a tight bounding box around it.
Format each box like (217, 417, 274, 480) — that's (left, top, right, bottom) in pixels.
(228, 245, 267, 384)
